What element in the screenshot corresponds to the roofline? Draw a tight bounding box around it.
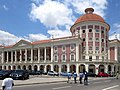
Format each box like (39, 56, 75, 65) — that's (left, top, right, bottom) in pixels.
(70, 20, 110, 33)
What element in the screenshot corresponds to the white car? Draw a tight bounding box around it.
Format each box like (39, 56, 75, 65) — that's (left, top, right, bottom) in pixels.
(47, 71, 59, 76)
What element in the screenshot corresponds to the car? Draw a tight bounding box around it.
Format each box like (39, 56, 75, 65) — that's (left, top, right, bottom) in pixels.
(60, 72, 72, 76)
(47, 71, 59, 76)
(0, 70, 12, 80)
(9, 70, 29, 80)
(87, 72, 96, 77)
(97, 72, 110, 77)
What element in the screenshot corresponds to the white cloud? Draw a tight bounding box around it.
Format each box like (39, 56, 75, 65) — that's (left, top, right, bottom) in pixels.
(0, 30, 21, 46)
(3, 5, 8, 11)
(24, 33, 48, 41)
(29, 0, 74, 29)
(47, 29, 71, 39)
(64, 0, 108, 17)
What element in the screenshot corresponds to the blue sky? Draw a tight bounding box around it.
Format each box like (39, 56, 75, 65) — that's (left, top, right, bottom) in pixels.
(0, 0, 120, 45)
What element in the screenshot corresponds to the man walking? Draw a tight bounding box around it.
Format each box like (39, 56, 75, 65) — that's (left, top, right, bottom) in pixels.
(73, 71, 77, 83)
(84, 71, 88, 85)
(2, 76, 14, 90)
(79, 72, 84, 84)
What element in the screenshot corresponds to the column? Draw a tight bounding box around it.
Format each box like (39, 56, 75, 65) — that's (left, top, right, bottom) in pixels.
(44, 47, 46, 63)
(38, 48, 40, 62)
(51, 46, 53, 62)
(76, 64, 79, 74)
(31, 48, 33, 62)
(2, 50, 4, 64)
(11, 51, 13, 63)
(67, 64, 70, 72)
(51, 64, 53, 71)
(25, 49, 27, 62)
(59, 65, 61, 73)
(105, 64, 108, 73)
(85, 64, 88, 72)
(7, 51, 8, 62)
(95, 64, 99, 74)
(15, 51, 17, 62)
(20, 50, 22, 62)
(76, 43, 79, 62)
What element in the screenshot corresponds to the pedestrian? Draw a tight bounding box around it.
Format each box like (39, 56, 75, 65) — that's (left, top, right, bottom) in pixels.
(116, 71, 119, 79)
(79, 72, 84, 84)
(2, 76, 14, 90)
(73, 71, 77, 83)
(67, 72, 71, 83)
(84, 71, 88, 85)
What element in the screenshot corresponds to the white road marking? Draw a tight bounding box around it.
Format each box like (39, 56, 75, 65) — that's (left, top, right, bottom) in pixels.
(52, 86, 71, 90)
(93, 81, 101, 84)
(102, 85, 119, 90)
(104, 80, 111, 82)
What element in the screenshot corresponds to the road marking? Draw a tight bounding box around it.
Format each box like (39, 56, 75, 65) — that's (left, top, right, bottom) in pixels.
(104, 80, 111, 82)
(52, 86, 71, 90)
(93, 81, 101, 84)
(102, 85, 119, 90)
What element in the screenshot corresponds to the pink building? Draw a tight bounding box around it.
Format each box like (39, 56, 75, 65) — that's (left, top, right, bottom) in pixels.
(0, 8, 120, 75)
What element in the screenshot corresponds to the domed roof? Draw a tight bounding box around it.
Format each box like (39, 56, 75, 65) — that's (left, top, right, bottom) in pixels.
(70, 8, 110, 32)
(75, 8, 105, 24)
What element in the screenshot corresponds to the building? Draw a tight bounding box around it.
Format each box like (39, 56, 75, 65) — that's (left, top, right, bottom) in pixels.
(0, 8, 120, 75)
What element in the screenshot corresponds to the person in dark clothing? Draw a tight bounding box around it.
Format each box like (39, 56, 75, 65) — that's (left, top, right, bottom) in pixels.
(84, 71, 88, 85)
(79, 72, 84, 84)
(73, 72, 77, 83)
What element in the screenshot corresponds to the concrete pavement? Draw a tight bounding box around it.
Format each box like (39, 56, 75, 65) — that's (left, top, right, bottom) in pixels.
(0, 75, 115, 86)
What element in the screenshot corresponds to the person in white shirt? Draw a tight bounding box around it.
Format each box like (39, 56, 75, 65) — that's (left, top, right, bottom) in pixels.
(2, 76, 14, 90)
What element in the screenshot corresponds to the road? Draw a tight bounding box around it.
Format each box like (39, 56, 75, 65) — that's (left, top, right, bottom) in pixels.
(14, 78, 120, 90)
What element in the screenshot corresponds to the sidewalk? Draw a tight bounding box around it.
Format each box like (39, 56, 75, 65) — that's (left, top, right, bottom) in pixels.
(0, 76, 114, 86)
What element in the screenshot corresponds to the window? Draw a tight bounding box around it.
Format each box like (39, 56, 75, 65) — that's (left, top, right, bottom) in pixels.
(102, 56, 104, 61)
(54, 55, 58, 62)
(82, 30, 85, 33)
(62, 54, 66, 61)
(54, 46, 57, 52)
(96, 30, 99, 32)
(96, 38, 99, 41)
(89, 56, 92, 61)
(101, 30, 104, 33)
(96, 47, 99, 50)
(70, 54, 75, 61)
(82, 47, 85, 51)
(96, 56, 99, 60)
(83, 38, 85, 41)
(82, 56, 85, 60)
(70, 44, 75, 50)
(62, 45, 66, 51)
(89, 46, 92, 50)
(102, 39, 104, 42)
(89, 29, 92, 32)
(89, 38, 92, 41)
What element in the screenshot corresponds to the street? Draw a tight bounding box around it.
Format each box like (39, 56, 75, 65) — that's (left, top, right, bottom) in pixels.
(14, 78, 120, 90)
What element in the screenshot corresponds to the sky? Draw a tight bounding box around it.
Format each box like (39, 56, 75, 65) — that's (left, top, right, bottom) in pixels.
(0, 0, 120, 46)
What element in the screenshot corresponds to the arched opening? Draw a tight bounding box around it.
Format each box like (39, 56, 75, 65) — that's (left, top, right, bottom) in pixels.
(17, 65, 21, 70)
(34, 65, 38, 71)
(70, 64, 76, 73)
(28, 65, 32, 71)
(79, 64, 85, 73)
(8, 66, 11, 70)
(108, 65, 111, 74)
(40, 65, 44, 71)
(61, 65, 67, 72)
(54, 65, 59, 72)
(0, 66, 2, 70)
(98, 65, 104, 72)
(13, 66, 16, 70)
(46, 65, 51, 72)
(89, 64, 95, 73)
(4, 66, 6, 70)
(23, 65, 26, 70)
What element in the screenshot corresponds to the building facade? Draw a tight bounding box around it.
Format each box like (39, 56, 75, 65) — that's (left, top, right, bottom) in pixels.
(0, 8, 120, 75)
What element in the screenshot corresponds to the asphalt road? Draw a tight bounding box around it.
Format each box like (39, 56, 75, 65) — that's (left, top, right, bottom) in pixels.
(14, 78, 120, 90)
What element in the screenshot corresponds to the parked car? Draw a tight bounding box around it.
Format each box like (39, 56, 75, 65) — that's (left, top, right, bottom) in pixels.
(0, 70, 12, 80)
(97, 72, 110, 77)
(47, 71, 59, 76)
(60, 72, 72, 76)
(9, 70, 29, 80)
(87, 72, 96, 77)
